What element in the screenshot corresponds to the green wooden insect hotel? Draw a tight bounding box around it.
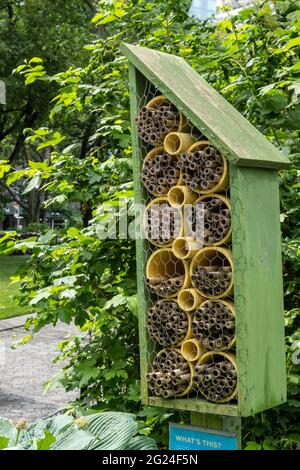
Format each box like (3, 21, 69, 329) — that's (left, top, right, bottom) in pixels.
(121, 43, 289, 418)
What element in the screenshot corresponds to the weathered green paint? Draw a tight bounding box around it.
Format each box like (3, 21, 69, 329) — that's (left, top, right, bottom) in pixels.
(126, 47, 287, 419)
(148, 397, 239, 416)
(190, 412, 222, 429)
(121, 43, 290, 170)
(230, 164, 287, 416)
(128, 63, 153, 403)
(223, 416, 242, 449)
(190, 413, 241, 448)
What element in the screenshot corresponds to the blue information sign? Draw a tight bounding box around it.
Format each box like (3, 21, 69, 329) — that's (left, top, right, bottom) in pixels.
(169, 422, 238, 450)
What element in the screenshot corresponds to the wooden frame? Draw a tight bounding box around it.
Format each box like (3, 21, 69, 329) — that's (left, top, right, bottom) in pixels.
(125, 45, 288, 417)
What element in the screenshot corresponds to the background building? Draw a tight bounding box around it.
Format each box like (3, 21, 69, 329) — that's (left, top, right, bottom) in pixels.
(189, 0, 217, 19)
(189, 0, 258, 20)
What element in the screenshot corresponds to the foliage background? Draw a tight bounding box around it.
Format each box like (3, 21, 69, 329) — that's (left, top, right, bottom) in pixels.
(0, 0, 299, 449)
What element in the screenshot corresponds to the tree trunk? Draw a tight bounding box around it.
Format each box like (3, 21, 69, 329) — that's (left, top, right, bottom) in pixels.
(82, 202, 93, 228)
(27, 188, 42, 224)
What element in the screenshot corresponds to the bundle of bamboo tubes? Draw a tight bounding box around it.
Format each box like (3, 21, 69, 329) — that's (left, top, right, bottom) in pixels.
(147, 349, 191, 398)
(185, 196, 231, 245)
(192, 301, 235, 351)
(179, 145, 224, 192)
(144, 201, 181, 245)
(193, 355, 237, 403)
(142, 152, 180, 195)
(135, 103, 179, 145)
(136, 91, 237, 404)
(191, 265, 232, 297)
(146, 276, 185, 297)
(146, 300, 189, 347)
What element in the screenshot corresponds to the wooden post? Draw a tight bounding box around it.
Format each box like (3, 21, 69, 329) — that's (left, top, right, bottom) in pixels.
(190, 413, 241, 449)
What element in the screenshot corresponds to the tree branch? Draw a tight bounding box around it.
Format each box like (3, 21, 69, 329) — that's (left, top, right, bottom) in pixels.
(0, 181, 28, 211)
(8, 109, 38, 165)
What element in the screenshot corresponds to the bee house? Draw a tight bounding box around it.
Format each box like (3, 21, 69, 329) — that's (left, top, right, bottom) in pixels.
(121, 43, 289, 417)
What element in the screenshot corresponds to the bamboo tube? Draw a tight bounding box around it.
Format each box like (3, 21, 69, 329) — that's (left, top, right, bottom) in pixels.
(146, 299, 192, 347)
(171, 367, 189, 378)
(148, 348, 194, 398)
(146, 248, 190, 298)
(172, 237, 202, 260)
(143, 197, 182, 247)
(146, 95, 173, 111)
(181, 338, 205, 362)
(195, 351, 237, 403)
(178, 113, 192, 133)
(190, 247, 234, 299)
(194, 194, 232, 246)
(137, 96, 179, 145)
(148, 380, 156, 390)
(164, 132, 197, 155)
(178, 288, 205, 312)
(142, 147, 180, 197)
(187, 141, 229, 194)
(162, 390, 175, 398)
(194, 299, 236, 350)
(167, 185, 198, 208)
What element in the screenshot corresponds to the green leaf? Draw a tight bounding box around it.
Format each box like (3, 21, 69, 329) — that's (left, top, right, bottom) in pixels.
(126, 294, 138, 317)
(0, 162, 11, 178)
(286, 107, 300, 129)
(30, 288, 51, 305)
(76, 364, 99, 387)
(25, 71, 46, 85)
(262, 438, 277, 450)
(262, 90, 288, 113)
(50, 425, 95, 451)
(0, 418, 17, 447)
(0, 436, 9, 450)
(92, 12, 104, 23)
(6, 170, 25, 186)
(36, 132, 65, 150)
(285, 433, 300, 443)
(29, 57, 43, 64)
(36, 430, 56, 450)
(278, 36, 300, 53)
(28, 160, 49, 170)
(103, 293, 127, 310)
(126, 436, 157, 450)
(53, 276, 77, 286)
(98, 14, 117, 25)
(22, 175, 41, 194)
(85, 412, 137, 450)
(67, 227, 80, 238)
(59, 288, 77, 299)
(244, 441, 262, 450)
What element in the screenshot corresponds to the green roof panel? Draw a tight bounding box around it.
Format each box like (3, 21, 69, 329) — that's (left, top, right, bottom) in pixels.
(121, 43, 290, 170)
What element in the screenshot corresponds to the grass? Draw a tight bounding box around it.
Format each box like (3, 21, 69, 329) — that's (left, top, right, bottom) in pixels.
(0, 255, 31, 320)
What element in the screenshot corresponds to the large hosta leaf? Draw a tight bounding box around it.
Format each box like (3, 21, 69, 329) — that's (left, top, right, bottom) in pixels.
(51, 427, 95, 450)
(125, 436, 157, 450)
(52, 412, 137, 450)
(20, 414, 73, 446)
(0, 413, 157, 450)
(85, 412, 137, 450)
(0, 418, 17, 448)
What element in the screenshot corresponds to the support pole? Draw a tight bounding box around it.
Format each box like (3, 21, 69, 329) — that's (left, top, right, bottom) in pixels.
(190, 412, 242, 449)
